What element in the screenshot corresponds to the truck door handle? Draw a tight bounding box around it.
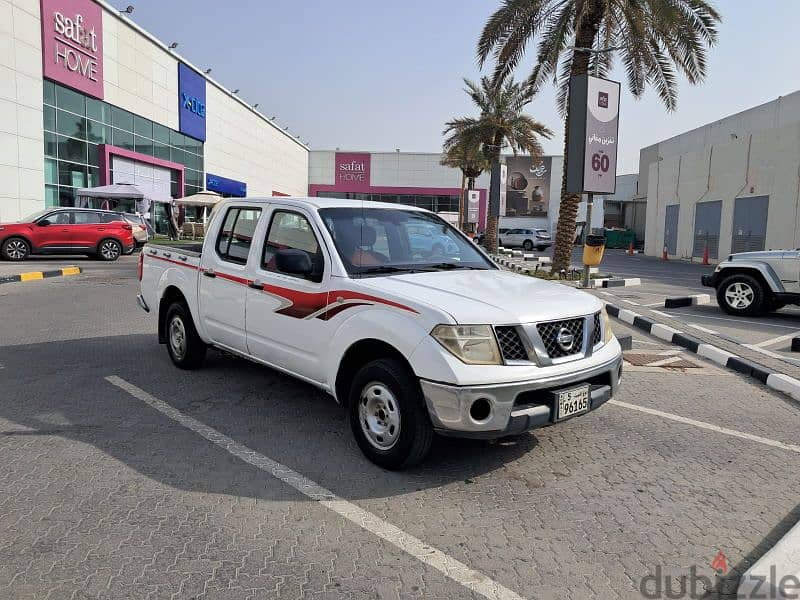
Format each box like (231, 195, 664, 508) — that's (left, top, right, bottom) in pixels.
(203, 269, 216, 278)
(162, 252, 172, 258)
(248, 280, 263, 290)
(178, 255, 187, 261)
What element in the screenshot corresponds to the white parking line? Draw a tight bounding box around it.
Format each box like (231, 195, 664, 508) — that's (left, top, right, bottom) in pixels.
(753, 331, 800, 348)
(609, 400, 800, 455)
(105, 376, 525, 600)
(664, 311, 800, 330)
(686, 323, 719, 335)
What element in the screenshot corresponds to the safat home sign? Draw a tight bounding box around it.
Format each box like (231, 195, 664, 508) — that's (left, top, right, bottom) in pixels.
(40, 0, 104, 99)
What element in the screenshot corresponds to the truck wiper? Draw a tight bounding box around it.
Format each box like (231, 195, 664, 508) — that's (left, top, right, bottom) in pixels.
(359, 265, 420, 275)
(426, 262, 484, 270)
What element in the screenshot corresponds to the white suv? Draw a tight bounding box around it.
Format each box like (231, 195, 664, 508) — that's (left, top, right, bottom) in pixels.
(500, 228, 553, 251)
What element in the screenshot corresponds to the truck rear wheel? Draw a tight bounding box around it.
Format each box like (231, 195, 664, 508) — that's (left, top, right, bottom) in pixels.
(165, 301, 206, 369)
(717, 274, 766, 316)
(349, 358, 432, 470)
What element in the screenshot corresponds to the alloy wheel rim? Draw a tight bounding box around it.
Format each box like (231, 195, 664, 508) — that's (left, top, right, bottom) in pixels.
(6, 240, 26, 260)
(725, 282, 754, 309)
(358, 381, 401, 450)
(101, 241, 119, 260)
(169, 316, 187, 359)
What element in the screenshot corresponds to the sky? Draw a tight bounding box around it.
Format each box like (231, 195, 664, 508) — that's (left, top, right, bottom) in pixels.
(120, 0, 800, 175)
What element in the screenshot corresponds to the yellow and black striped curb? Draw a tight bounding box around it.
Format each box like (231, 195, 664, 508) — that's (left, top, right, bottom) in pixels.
(0, 266, 82, 285)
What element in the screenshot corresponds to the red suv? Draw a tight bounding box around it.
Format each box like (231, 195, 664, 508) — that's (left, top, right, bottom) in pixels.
(0, 208, 135, 262)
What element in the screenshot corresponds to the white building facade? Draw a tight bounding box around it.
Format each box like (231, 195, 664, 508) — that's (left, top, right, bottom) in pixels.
(1, 0, 308, 224)
(639, 90, 800, 260)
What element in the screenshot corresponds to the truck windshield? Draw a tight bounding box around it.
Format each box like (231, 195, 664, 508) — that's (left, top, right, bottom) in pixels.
(319, 207, 494, 276)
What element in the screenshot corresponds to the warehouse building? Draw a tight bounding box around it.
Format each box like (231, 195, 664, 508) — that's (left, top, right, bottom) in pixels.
(1, 0, 308, 224)
(639, 89, 800, 260)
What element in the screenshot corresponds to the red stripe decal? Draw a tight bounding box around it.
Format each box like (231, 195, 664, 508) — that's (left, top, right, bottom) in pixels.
(260, 284, 419, 319)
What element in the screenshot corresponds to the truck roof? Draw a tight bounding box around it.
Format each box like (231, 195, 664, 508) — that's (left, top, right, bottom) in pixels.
(223, 196, 430, 212)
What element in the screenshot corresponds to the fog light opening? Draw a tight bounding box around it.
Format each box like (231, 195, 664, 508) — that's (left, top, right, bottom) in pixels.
(470, 398, 492, 423)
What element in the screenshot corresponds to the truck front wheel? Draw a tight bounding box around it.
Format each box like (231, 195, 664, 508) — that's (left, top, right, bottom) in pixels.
(717, 274, 766, 316)
(349, 358, 433, 470)
(165, 302, 207, 369)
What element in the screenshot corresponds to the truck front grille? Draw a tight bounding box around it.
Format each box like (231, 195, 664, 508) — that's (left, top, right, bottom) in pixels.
(495, 326, 528, 361)
(537, 318, 584, 359)
(592, 312, 602, 345)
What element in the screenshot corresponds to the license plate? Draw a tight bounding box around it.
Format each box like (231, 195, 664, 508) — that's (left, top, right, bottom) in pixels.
(556, 385, 590, 420)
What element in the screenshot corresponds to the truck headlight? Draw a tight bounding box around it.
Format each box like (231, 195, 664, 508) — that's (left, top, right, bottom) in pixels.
(602, 307, 615, 341)
(431, 325, 503, 365)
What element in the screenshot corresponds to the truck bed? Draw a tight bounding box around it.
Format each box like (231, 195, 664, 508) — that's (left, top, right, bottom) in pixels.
(145, 242, 203, 257)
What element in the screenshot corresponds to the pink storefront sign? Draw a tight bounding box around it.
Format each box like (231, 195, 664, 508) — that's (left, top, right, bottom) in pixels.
(40, 0, 104, 99)
(334, 152, 371, 192)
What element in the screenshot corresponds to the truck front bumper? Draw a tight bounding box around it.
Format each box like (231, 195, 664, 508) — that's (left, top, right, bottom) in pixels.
(419, 354, 623, 439)
(701, 273, 717, 287)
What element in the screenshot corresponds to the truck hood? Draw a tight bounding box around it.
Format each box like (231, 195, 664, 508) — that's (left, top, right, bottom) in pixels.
(730, 250, 796, 261)
(357, 269, 602, 324)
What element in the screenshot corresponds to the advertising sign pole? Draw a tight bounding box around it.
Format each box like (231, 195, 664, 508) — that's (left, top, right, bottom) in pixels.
(565, 59, 620, 288)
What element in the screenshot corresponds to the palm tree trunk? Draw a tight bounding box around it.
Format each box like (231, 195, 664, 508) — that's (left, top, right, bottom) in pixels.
(458, 171, 466, 231)
(550, 1, 602, 273)
(484, 155, 502, 253)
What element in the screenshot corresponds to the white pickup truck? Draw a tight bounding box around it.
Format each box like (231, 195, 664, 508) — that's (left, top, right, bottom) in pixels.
(137, 197, 622, 469)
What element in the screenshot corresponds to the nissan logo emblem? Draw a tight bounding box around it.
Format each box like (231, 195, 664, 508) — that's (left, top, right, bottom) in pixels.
(555, 327, 575, 352)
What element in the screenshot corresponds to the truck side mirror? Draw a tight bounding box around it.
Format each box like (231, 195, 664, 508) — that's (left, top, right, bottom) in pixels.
(275, 248, 312, 275)
(38, 219, 50, 226)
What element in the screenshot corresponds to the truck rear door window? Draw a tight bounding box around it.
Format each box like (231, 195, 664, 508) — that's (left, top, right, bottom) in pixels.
(215, 207, 262, 265)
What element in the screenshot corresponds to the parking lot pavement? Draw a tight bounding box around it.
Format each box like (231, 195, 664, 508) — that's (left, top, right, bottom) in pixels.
(2, 275, 800, 599)
(0, 254, 139, 280)
(582, 250, 800, 366)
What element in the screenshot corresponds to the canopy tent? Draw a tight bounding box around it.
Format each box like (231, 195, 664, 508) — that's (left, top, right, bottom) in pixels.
(174, 190, 222, 207)
(76, 183, 177, 238)
(174, 190, 222, 225)
(76, 182, 173, 216)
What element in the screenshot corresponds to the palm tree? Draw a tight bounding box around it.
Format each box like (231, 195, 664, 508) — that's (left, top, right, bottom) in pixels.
(477, 0, 721, 272)
(443, 76, 552, 252)
(440, 137, 488, 230)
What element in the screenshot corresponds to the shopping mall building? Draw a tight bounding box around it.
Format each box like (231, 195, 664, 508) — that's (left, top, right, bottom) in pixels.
(1, 0, 309, 224)
(307, 150, 600, 234)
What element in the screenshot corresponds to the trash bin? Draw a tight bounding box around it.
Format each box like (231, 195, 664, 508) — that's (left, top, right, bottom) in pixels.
(583, 234, 606, 266)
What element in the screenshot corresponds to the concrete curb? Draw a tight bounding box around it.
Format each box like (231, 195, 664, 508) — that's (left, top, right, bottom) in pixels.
(601, 278, 641, 288)
(738, 518, 800, 599)
(605, 303, 800, 401)
(663, 293, 712, 308)
(0, 266, 82, 285)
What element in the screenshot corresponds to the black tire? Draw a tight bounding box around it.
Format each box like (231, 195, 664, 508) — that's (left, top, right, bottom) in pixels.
(522, 239, 533, 251)
(349, 358, 433, 470)
(165, 301, 206, 369)
(716, 274, 767, 316)
(1, 237, 30, 261)
(97, 238, 122, 261)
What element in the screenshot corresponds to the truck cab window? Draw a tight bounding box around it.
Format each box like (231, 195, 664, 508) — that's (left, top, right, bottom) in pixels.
(215, 207, 261, 264)
(263, 210, 323, 282)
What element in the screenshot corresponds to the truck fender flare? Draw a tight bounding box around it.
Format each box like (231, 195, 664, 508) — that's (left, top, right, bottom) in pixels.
(718, 261, 784, 293)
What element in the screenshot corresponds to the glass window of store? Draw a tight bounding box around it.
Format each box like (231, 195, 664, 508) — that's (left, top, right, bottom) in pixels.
(316, 191, 461, 213)
(43, 80, 205, 208)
